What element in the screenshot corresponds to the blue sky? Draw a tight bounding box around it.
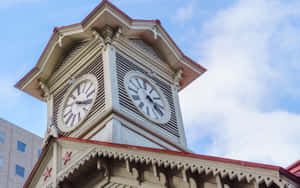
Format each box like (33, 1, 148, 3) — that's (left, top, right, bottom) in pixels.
(1, 0, 300, 167)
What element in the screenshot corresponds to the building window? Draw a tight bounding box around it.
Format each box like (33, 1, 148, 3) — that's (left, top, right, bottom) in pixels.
(17, 141, 26, 152)
(15, 164, 25, 177)
(0, 131, 5, 143)
(0, 156, 3, 168)
(37, 149, 42, 158)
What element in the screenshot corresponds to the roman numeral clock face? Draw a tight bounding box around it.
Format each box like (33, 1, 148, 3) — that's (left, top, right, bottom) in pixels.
(58, 74, 98, 132)
(125, 72, 171, 124)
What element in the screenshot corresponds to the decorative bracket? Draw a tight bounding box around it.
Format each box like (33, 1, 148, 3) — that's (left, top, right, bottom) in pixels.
(152, 25, 158, 40)
(97, 158, 109, 177)
(101, 25, 114, 45)
(57, 33, 64, 47)
(216, 174, 224, 188)
(158, 171, 168, 187)
(174, 68, 183, 87)
(39, 80, 50, 100)
(42, 123, 58, 149)
(92, 29, 105, 48)
(112, 27, 122, 41)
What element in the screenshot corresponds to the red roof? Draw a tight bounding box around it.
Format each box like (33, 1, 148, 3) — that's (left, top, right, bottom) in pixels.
(59, 137, 280, 170)
(287, 160, 300, 177)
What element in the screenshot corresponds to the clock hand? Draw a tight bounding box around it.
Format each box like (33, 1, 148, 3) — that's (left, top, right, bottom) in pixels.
(146, 95, 154, 103)
(75, 99, 93, 105)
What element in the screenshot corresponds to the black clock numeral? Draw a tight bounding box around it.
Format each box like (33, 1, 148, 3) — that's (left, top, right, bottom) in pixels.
(138, 102, 144, 109)
(78, 112, 81, 122)
(83, 107, 88, 112)
(85, 82, 93, 94)
(149, 88, 154, 94)
(82, 82, 87, 93)
(152, 108, 159, 119)
(71, 114, 76, 127)
(146, 106, 150, 116)
(155, 108, 163, 117)
(153, 97, 160, 101)
(65, 113, 73, 125)
(136, 78, 142, 88)
(142, 80, 147, 89)
(154, 104, 164, 117)
(64, 110, 72, 118)
(129, 80, 139, 90)
(86, 89, 95, 98)
(156, 103, 164, 110)
(128, 87, 138, 94)
(77, 84, 81, 96)
(132, 95, 140, 101)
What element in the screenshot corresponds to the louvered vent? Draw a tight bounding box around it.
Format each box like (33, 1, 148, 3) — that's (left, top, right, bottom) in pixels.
(129, 39, 161, 60)
(53, 40, 90, 74)
(53, 54, 105, 135)
(116, 52, 179, 137)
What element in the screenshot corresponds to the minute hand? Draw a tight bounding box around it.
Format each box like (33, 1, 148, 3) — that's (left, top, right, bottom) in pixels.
(76, 99, 93, 105)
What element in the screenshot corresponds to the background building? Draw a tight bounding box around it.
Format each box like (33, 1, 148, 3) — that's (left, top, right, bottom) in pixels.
(0, 118, 42, 188)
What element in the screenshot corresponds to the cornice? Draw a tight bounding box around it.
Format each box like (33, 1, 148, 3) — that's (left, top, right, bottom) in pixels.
(55, 138, 296, 188)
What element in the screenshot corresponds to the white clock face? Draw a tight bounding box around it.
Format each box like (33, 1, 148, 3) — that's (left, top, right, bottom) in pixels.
(125, 72, 170, 123)
(58, 74, 98, 132)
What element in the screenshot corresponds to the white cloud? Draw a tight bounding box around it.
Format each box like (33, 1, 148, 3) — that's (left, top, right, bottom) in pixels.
(175, 2, 194, 22)
(181, 0, 300, 167)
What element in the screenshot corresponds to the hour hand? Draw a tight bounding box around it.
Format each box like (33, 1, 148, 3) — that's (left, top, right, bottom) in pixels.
(146, 95, 153, 103)
(76, 99, 93, 105)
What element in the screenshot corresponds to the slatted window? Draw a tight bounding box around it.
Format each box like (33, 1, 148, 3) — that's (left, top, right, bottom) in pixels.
(116, 52, 179, 137)
(53, 54, 105, 135)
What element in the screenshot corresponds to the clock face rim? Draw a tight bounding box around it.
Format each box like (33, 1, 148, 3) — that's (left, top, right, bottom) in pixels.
(57, 74, 98, 132)
(124, 71, 171, 124)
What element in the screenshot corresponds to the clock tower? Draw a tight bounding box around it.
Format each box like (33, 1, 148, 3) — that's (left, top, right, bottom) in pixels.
(16, 1, 300, 188)
(15, 0, 206, 152)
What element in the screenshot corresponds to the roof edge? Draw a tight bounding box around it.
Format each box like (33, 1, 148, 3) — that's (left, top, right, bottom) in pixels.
(15, 0, 206, 89)
(60, 137, 281, 171)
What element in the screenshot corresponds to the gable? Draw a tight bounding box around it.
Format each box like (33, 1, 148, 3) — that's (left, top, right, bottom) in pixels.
(15, 0, 206, 101)
(129, 38, 163, 60)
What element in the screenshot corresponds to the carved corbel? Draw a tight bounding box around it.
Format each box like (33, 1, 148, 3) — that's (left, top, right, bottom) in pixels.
(42, 123, 58, 149)
(39, 80, 50, 100)
(101, 25, 114, 45)
(173, 68, 183, 87)
(97, 158, 109, 177)
(152, 25, 158, 40)
(112, 27, 122, 41)
(158, 171, 168, 187)
(216, 174, 224, 188)
(57, 33, 64, 47)
(189, 177, 197, 188)
(182, 168, 198, 188)
(91, 29, 105, 48)
(125, 160, 142, 184)
(182, 168, 188, 182)
(152, 164, 158, 177)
